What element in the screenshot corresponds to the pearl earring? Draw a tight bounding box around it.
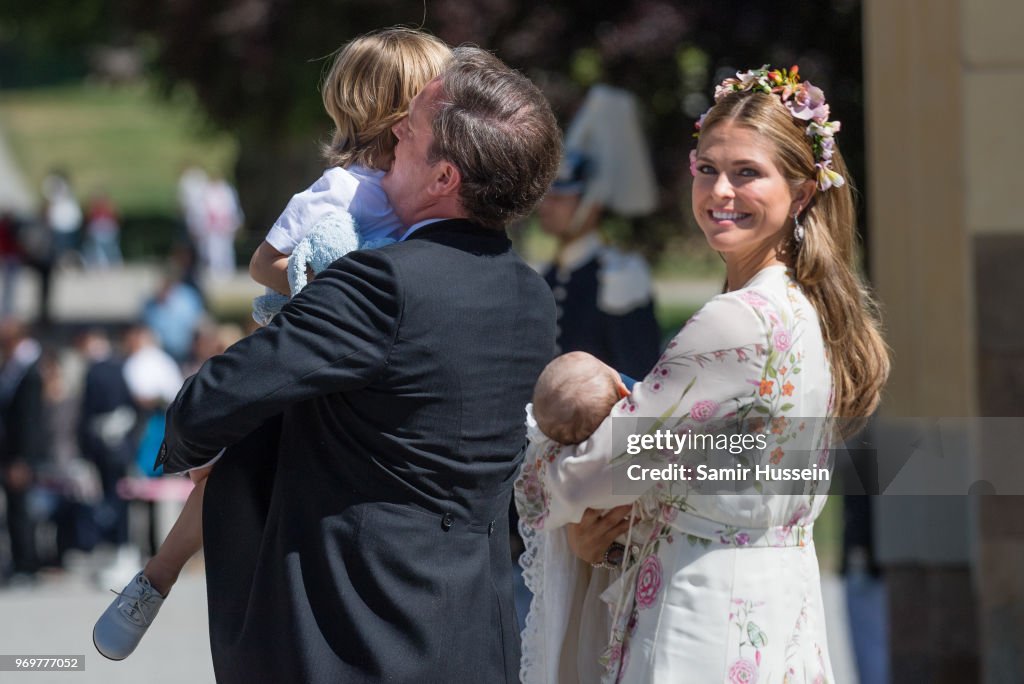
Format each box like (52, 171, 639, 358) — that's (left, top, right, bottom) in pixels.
(793, 211, 805, 244)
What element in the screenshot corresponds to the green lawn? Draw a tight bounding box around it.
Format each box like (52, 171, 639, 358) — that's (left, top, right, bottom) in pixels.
(0, 82, 237, 216)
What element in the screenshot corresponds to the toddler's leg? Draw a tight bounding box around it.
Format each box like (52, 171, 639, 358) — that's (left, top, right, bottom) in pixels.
(142, 468, 209, 597)
(93, 467, 211, 661)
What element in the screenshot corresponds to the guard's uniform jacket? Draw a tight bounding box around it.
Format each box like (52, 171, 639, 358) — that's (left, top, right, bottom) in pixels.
(543, 233, 662, 380)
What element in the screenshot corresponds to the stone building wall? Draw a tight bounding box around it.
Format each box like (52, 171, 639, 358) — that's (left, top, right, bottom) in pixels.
(864, 0, 1024, 681)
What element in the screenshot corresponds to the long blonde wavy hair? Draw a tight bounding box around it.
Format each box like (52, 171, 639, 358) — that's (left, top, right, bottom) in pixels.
(320, 28, 451, 171)
(699, 91, 890, 432)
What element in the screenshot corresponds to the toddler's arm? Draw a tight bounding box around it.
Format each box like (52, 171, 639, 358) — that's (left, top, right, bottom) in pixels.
(249, 240, 290, 295)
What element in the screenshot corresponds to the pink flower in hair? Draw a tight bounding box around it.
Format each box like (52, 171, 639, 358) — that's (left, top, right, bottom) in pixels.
(787, 82, 829, 122)
(715, 80, 738, 100)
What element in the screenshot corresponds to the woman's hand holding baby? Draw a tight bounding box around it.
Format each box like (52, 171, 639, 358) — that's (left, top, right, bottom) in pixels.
(567, 505, 632, 566)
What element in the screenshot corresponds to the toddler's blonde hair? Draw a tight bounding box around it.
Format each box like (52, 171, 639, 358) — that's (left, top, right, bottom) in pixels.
(321, 28, 451, 171)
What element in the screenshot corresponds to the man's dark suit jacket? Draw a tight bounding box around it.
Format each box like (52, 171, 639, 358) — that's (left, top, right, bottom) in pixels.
(157, 219, 556, 683)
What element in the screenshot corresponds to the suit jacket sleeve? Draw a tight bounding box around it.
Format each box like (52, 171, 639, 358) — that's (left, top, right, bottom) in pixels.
(157, 248, 401, 473)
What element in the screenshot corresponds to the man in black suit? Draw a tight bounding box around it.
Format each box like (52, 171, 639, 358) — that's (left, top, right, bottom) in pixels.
(157, 47, 561, 683)
(0, 319, 46, 581)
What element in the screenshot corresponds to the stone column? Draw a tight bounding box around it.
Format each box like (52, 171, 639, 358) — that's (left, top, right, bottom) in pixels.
(865, 0, 1024, 681)
(864, 0, 978, 680)
(964, 1, 1024, 681)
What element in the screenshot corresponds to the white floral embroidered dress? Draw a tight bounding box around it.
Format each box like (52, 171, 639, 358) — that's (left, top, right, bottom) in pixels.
(517, 265, 836, 684)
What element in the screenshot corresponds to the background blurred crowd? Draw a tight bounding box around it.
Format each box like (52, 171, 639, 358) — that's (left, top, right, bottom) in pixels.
(0, 160, 251, 589)
(0, 310, 245, 590)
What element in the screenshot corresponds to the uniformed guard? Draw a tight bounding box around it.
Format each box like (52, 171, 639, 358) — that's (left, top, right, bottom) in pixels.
(537, 85, 662, 380)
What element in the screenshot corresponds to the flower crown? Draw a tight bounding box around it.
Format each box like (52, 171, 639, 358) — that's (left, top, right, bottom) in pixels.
(692, 65, 845, 191)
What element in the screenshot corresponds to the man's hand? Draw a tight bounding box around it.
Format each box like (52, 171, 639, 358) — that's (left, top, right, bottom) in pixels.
(566, 505, 632, 565)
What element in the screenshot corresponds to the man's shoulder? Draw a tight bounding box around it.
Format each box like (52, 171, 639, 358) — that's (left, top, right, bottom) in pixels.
(365, 221, 549, 289)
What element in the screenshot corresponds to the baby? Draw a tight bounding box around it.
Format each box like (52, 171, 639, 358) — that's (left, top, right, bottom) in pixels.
(531, 351, 628, 446)
(520, 352, 634, 570)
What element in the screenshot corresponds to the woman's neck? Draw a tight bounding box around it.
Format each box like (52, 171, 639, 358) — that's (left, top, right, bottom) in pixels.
(724, 250, 789, 292)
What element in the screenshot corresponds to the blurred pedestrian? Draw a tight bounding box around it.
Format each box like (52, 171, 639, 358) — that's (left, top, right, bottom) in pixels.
(182, 321, 242, 377)
(17, 213, 55, 326)
(35, 348, 102, 566)
(41, 170, 82, 267)
(141, 272, 205, 363)
(82, 191, 123, 268)
(177, 164, 208, 251)
(0, 318, 46, 582)
(77, 329, 137, 574)
(197, 174, 243, 280)
(0, 211, 22, 317)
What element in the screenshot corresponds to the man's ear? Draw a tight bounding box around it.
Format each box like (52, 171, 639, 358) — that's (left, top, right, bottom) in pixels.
(430, 160, 462, 199)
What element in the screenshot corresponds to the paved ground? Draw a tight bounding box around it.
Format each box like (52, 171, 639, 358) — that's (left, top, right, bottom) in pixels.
(1, 559, 857, 684)
(0, 560, 213, 683)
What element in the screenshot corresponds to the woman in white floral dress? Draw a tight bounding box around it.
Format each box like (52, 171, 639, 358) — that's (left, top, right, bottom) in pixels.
(516, 66, 890, 684)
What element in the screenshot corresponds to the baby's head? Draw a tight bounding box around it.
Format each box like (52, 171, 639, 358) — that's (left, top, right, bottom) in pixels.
(321, 28, 451, 171)
(533, 352, 626, 445)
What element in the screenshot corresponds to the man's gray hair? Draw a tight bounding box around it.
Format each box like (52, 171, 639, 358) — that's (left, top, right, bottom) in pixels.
(428, 47, 561, 231)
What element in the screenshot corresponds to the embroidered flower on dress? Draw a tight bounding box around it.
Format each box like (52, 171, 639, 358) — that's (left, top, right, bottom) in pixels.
(728, 658, 759, 684)
(635, 555, 663, 609)
(690, 399, 719, 422)
(773, 329, 792, 352)
(770, 417, 789, 434)
(661, 503, 680, 523)
(738, 291, 770, 309)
